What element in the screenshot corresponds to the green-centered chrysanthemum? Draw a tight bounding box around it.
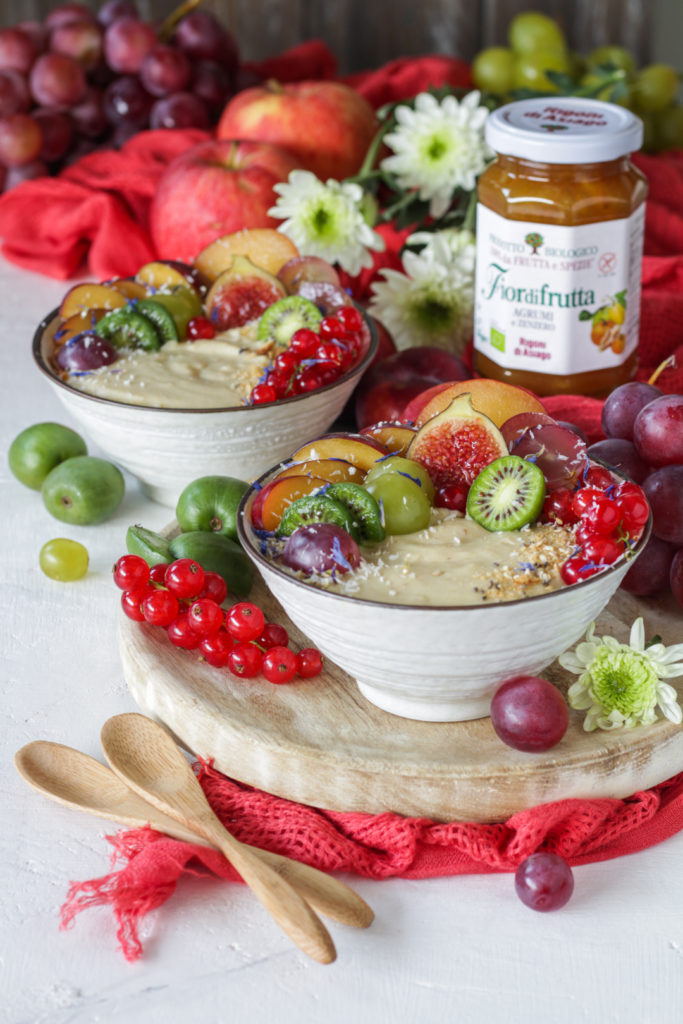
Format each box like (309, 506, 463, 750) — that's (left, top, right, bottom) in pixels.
(368, 229, 476, 352)
(268, 170, 384, 276)
(558, 618, 683, 732)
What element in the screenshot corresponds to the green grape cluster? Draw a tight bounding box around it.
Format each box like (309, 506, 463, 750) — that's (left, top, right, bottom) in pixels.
(472, 10, 682, 153)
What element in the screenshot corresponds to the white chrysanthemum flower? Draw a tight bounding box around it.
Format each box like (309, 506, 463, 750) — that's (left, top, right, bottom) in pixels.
(380, 91, 492, 218)
(558, 618, 683, 732)
(368, 229, 476, 352)
(268, 170, 385, 276)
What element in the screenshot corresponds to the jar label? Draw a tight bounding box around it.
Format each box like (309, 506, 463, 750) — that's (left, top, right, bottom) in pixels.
(473, 203, 645, 375)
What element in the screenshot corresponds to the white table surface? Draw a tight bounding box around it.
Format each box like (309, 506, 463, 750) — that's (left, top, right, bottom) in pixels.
(2, 259, 682, 1024)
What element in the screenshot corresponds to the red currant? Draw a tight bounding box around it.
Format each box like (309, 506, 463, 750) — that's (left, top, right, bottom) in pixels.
(435, 482, 468, 512)
(315, 341, 346, 366)
(273, 350, 299, 374)
(571, 486, 603, 518)
(582, 464, 614, 490)
(543, 488, 577, 525)
(264, 370, 291, 397)
(149, 563, 168, 585)
(257, 622, 289, 649)
(225, 601, 266, 642)
(198, 571, 228, 605)
(227, 641, 263, 678)
(319, 316, 344, 340)
(289, 328, 319, 358)
(250, 383, 277, 405)
(261, 645, 298, 684)
(199, 630, 234, 667)
(121, 587, 150, 621)
(615, 485, 650, 534)
(113, 554, 150, 591)
(167, 613, 201, 649)
(142, 588, 179, 627)
(291, 367, 324, 393)
(580, 496, 621, 535)
(164, 558, 205, 599)
(560, 556, 602, 586)
(186, 316, 216, 340)
(580, 534, 624, 565)
(336, 306, 363, 332)
(296, 647, 323, 678)
(187, 598, 224, 637)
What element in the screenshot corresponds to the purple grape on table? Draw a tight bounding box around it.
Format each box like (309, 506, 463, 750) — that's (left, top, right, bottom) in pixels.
(172, 10, 239, 68)
(71, 85, 108, 139)
(103, 16, 155, 75)
(140, 44, 191, 98)
(586, 438, 650, 484)
(601, 380, 661, 441)
(621, 534, 678, 596)
(103, 74, 152, 130)
(4, 158, 48, 189)
(97, 1, 139, 29)
(514, 853, 574, 912)
(149, 92, 210, 131)
(0, 27, 38, 74)
(633, 394, 683, 466)
(490, 676, 568, 753)
(29, 52, 86, 107)
(17, 21, 48, 54)
(671, 550, 683, 609)
(56, 331, 118, 371)
(642, 465, 683, 546)
(192, 60, 233, 113)
(281, 523, 361, 576)
(49, 18, 104, 70)
(45, 4, 96, 32)
(34, 108, 74, 163)
(0, 112, 42, 167)
(0, 69, 30, 118)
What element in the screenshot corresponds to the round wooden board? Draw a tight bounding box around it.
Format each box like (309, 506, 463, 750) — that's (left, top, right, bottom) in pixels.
(119, 576, 683, 824)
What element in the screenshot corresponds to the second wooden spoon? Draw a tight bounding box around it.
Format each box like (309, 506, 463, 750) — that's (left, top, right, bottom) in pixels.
(100, 713, 337, 964)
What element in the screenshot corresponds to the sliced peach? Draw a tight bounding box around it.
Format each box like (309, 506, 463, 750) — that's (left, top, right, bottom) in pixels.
(108, 278, 149, 301)
(251, 475, 327, 533)
(204, 256, 286, 332)
(136, 260, 208, 295)
(272, 459, 366, 486)
(413, 379, 547, 429)
(290, 434, 387, 472)
(53, 308, 108, 348)
(360, 422, 417, 455)
(194, 229, 299, 282)
(59, 283, 128, 320)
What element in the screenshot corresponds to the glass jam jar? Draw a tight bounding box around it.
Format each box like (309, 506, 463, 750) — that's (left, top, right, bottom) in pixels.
(474, 97, 647, 397)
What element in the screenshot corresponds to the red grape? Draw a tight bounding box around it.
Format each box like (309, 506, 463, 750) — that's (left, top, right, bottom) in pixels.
(140, 44, 190, 97)
(506, 420, 588, 491)
(98, 1, 139, 28)
(34, 107, 74, 163)
(173, 11, 239, 67)
(192, 60, 233, 112)
(103, 17, 155, 74)
(671, 550, 683, 609)
(621, 534, 677, 596)
(50, 19, 103, 70)
(17, 21, 48, 54)
(586, 438, 650, 484)
(281, 523, 361, 576)
(0, 27, 37, 74)
(4, 158, 47, 188)
(633, 394, 683, 466)
(0, 69, 30, 118)
(56, 331, 118, 371)
(103, 75, 152, 129)
(642, 465, 683, 545)
(45, 5, 96, 31)
(515, 853, 574, 912)
(601, 380, 661, 440)
(71, 85, 108, 139)
(490, 676, 569, 752)
(0, 113, 42, 167)
(149, 92, 210, 130)
(29, 52, 86, 107)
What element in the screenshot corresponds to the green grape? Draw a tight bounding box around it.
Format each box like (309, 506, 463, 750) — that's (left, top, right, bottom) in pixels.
(364, 473, 432, 536)
(364, 455, 435, 502)
(651, 105, 683, 152)
(586, 45, 635, 75)
(472, 47, 516, 94)
(631, 64, 680, 113)
(512, 51, 571, 93)
(39, 538, 89, 581)
(508, 12, 567, 56)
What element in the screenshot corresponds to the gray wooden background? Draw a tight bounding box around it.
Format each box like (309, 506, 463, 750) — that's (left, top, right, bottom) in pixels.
(0, 1, 651, 72)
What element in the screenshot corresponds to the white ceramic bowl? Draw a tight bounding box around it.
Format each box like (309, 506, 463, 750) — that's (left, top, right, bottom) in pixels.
(238, 469, 651, 723)
(33, 309, 377, 507)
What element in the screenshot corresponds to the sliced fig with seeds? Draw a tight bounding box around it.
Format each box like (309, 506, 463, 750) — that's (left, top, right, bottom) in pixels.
(406, 393, 508, 489)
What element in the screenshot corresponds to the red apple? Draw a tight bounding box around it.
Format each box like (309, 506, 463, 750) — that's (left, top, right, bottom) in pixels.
(353, 345, 469, 430)
(149, 138, 301, 264)
(216, 79, 378, 181)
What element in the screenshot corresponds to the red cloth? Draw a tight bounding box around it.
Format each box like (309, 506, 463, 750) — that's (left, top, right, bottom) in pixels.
(60, 761, 683, 961)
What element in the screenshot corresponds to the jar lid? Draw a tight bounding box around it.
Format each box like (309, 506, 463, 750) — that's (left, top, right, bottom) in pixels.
(485, 97, 643, 164)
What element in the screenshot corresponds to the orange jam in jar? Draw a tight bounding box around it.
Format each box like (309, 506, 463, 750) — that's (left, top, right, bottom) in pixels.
(474, 97, 647, 397)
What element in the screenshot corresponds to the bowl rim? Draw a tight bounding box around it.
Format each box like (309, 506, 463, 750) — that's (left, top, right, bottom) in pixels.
(32, 303, 378, 416)
(236, 462, 652, 613)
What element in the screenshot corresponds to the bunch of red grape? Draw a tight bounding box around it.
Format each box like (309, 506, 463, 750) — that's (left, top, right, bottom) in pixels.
(114, 553, 323, 684)
(0, 1, 243, 191)
(587, 378, 683, 607)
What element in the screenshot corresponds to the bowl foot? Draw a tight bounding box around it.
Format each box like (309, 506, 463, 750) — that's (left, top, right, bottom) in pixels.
(355, 680, 492, 722)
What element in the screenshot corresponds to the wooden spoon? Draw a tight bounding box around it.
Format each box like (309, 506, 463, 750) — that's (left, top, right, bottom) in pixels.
(14, 740, 373, 929)
(100, 713, 337, 964)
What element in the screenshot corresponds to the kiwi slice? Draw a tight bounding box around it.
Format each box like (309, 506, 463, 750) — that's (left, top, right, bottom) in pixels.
(325, 482, 385, 543)
(257, 296, 323, 349)
(95, 307, 161, 351)
(135, 298, 179, 342)
(466, 455, 546, 532)
(277, 493, 355, 538)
